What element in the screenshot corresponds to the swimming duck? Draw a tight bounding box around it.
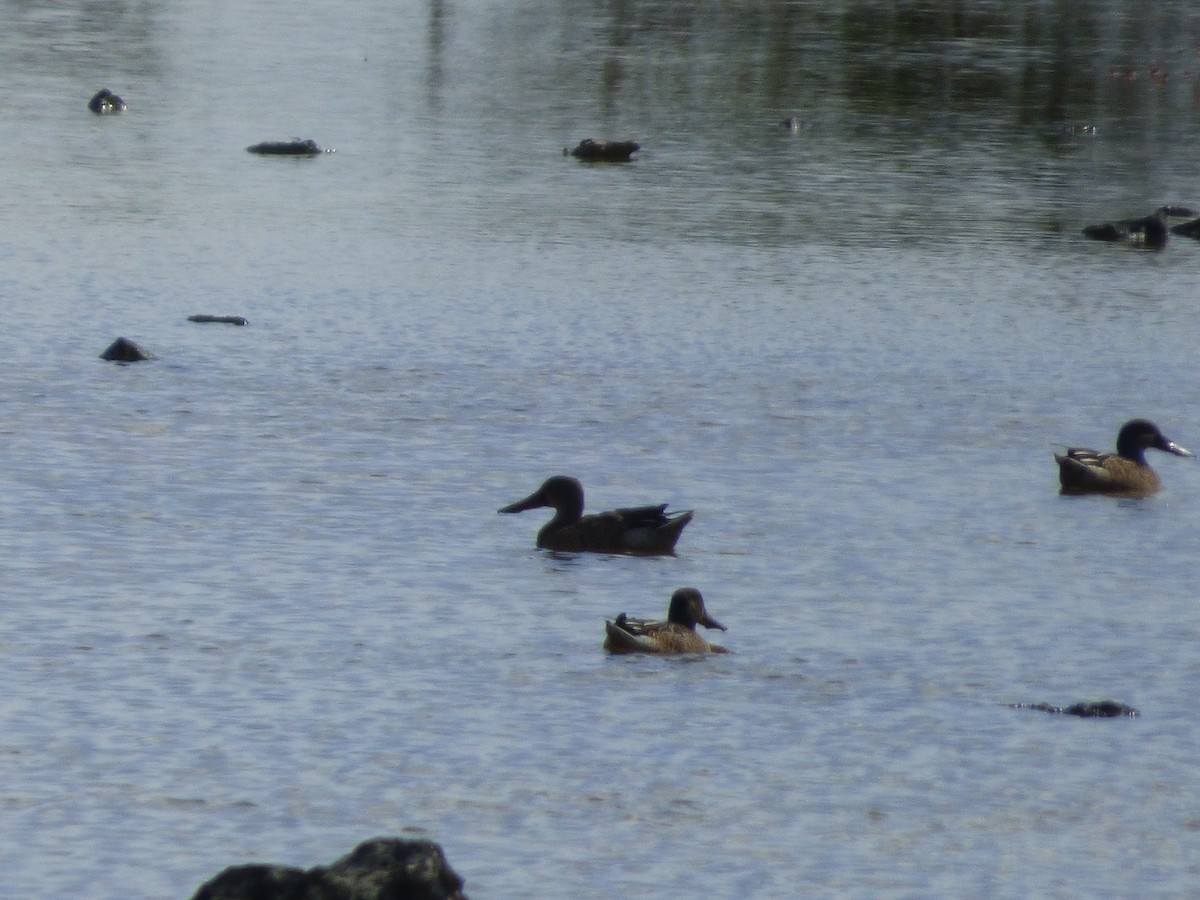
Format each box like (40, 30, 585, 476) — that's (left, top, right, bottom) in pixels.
(246, 139, 324, 156)
(1055, 418, 1192, 495)
(1082, 208, 1170, 249)
(498, 475, 692, 554)
(604, 588, 728, 655)
(564, 138, 640, 161)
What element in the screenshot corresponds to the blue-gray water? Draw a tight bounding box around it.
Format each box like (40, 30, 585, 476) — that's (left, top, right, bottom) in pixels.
(4, 1, 1200, 896)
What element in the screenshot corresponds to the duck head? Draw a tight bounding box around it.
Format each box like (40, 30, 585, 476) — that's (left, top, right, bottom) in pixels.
(498, 475, 585, 519)
(1116, 419, 1192, 463)
(668, 588, 726, 632)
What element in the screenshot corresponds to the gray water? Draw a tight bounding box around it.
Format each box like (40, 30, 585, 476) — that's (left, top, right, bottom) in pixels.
(3, 1, 1200, 896)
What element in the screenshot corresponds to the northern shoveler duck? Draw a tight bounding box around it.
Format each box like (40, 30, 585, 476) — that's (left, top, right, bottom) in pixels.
(498, 475, 692, 554)
(604, 588, 728, 655)
(1084, 204, 1195, 247)
(564, 138, 640, 161)
(1055, 419, 1192, 496)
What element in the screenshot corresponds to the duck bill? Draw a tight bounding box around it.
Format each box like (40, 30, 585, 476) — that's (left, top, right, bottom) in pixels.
(1168, 442, 1193, 458)
(498, 488, 547, 514)
(699, 613, 726, 632)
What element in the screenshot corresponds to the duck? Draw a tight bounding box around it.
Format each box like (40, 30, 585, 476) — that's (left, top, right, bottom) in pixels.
(1082, 208, 1170, 249)
(1055, 418, 1192, 495)
(604, 588, 728, 655)
(498, 475, 692, 554)
(564, 138, 640, 161)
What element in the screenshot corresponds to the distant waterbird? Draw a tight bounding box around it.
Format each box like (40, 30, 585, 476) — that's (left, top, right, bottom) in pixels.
(1055, 419, 1191, 496)
(499, 475, 692, 554)
(604, 588, 728, 655)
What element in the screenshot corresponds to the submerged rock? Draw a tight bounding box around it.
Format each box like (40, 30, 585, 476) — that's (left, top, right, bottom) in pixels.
(1010, 700, 1139, 718)
(188, 315, 249, 326)
(190, 837, 468, 900)
(88, 88, 126, 114)
(564, 138, 640, 161)
(247, 139, 325, 156)
(99, 337, 154, 363)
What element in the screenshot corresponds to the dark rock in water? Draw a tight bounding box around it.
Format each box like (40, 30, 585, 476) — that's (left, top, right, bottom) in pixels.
(188, 315, 249, 326)
(1010, 700, 1139, 718)
(247, 139, 325, 156)
(99, 337, 154, 363)
(564, 138, 640, 161)
(189, 837, 468, 900)
(88, 88, 126, 114)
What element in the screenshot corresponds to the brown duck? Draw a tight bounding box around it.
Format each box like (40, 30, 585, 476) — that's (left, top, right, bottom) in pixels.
(498, 475, 692, 554)
(1055, 419, 1192, 496)
(604, 588, 728, 655)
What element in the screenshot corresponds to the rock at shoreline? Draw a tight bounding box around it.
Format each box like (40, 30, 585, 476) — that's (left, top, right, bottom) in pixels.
(99, 337, 154, 363)
(188, 315, 249, 326)
(190, 837, 468, 900)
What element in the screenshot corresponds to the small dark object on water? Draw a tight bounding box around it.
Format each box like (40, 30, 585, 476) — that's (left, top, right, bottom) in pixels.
(100, 337, 154, 363)
(779, 116, 800, 131)
(88, 88, 126, 114)
(247, 139, 325, 156)
(564, 138, 640, 161)
(188, 315, 249, 326)
(1010, 700, 1139, 718)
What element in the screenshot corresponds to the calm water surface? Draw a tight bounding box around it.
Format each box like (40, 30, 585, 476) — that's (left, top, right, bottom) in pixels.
(2, 1, 1200, 896)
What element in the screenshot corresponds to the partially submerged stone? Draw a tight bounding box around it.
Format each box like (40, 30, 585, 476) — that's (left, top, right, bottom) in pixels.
(190, 837, 468, 900)
(99, 337, 154, 363)
(188, 315, 249, 326)
(88, 88, 126, 114)
(565, 138, 640, 161)
(247, 139, 325, 156)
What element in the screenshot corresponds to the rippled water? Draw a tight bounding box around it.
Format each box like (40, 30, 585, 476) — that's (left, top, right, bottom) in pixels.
(3, 2, 1200, 896)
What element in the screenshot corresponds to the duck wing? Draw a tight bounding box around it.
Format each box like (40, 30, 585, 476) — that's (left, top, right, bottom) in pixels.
(603, 617, 722, 654)
(604, 618, 664, 653)
(616, 507, 693, 553)
(1055, 448, 1116, 491)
